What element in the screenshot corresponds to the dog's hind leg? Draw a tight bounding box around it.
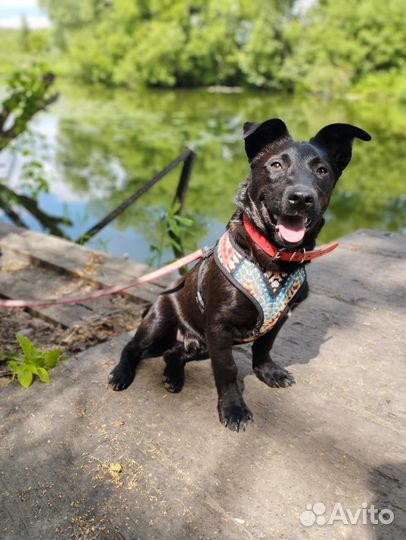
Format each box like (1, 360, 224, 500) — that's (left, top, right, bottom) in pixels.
(162, 343, 187, 393)
(108, 295, 178, 391)
(163, 333, 209, 393)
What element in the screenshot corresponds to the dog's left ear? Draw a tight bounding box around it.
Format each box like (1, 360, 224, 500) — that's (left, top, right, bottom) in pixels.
(243, 118, 291, 163)
(310, 123, 371, 179)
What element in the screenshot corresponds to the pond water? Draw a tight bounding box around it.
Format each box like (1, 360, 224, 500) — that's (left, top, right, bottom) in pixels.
(1, 83, 405, 265)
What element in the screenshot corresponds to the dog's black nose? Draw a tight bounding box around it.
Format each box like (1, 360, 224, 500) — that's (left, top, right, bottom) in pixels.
(286, 187, 315, 210)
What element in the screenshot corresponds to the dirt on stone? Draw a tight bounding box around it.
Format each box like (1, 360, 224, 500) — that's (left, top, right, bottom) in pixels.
(0, 296, 144, 383)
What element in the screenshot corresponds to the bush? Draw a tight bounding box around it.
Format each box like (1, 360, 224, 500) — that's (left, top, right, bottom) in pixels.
(39, 0, 405, 98)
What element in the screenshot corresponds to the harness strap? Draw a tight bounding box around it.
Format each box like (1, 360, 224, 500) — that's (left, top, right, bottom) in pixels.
(213, 230, 306, 342)
(160, 280, 186, 296)
(196, 246, 214, 312)
(213, 235, 264, 334)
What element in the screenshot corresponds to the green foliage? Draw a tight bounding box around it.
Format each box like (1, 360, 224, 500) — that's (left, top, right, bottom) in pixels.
(39, 0, 405, 98)
(19, 16, 31, 52)
(27, 29, 52, 54)
(0, 64, 57, 224)
(238, 1, 291, 90)
(282, 0, 406, 96)
(4, 334, 64, 388)
(0, 28, 63, 79)
(5, 131, 51, 198)
(147, 200, 194, 267)
(0, 63, 58, 151)
(351, 69, 406, 102)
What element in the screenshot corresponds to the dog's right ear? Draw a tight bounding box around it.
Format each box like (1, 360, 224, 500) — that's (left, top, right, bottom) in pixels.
(243, 118, 290, 163)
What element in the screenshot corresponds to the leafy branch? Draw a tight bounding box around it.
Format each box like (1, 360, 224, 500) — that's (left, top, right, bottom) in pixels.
(147, 201, 193, 267)
(0, 63, 59, 151)
(0, 64, 71, 235)
(1, 334, 65, 388)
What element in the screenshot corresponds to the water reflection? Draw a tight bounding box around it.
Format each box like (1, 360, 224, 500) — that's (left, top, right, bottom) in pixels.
(1, 84, 405, 263)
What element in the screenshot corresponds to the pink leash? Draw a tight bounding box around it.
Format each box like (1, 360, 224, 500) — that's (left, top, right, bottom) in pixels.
(0, 249, 203, 309)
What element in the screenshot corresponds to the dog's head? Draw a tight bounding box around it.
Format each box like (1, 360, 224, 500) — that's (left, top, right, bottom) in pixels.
(237, 118, 371, 248)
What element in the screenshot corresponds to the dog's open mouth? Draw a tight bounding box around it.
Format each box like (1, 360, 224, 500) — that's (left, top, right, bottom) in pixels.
(272, 214, 309, 244)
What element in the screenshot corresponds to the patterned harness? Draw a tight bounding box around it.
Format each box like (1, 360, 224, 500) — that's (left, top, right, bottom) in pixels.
(197, 231, 307, 343)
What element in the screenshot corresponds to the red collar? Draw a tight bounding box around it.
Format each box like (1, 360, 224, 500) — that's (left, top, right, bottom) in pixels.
(243, 215, 338, 263)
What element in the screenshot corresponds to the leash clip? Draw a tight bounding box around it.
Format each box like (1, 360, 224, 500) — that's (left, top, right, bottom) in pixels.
(272, 250, 281, 261)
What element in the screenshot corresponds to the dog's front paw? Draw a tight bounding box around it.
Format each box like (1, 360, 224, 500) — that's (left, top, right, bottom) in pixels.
(218, 400, 253, 432)
(108, 365, 135, 391)
(254, 363, 295, 388)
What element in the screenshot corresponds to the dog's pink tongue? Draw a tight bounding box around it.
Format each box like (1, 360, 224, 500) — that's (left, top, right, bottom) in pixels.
(277, 215, 306, 243)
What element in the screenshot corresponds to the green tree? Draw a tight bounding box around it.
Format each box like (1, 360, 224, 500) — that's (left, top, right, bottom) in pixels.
(0, 65, 69, 235)
(39, 0, 406, 96)
(19, 15, 31, 52)
(0, 65, 58, 150)
(282, 0, 406, 95)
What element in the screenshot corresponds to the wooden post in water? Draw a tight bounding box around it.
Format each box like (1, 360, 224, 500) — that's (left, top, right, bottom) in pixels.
(173, 150, 196, 212)
(76, 149, 195, 246)
(167, 150, 196, 264)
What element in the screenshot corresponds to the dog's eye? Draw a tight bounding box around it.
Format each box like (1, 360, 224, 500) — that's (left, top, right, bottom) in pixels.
(270, 161, 282, 170)
(316, 166, 328, 175)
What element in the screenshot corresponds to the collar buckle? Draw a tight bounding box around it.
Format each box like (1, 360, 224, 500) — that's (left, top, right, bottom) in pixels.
(278, 248, 307, 264)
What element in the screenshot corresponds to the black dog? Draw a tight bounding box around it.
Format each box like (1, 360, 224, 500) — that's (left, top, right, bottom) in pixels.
(109, 119, 371, 432)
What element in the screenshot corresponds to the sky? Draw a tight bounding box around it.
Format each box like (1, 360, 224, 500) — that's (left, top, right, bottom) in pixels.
(0, 0, 317, 29)
(0, 0, 50, 29)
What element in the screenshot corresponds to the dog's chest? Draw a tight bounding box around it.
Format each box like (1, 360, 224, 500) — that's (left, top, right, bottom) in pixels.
(214, 231, 306, 342)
